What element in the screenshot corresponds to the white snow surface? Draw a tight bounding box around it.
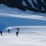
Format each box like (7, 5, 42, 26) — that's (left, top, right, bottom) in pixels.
(0, 26, 46, 46)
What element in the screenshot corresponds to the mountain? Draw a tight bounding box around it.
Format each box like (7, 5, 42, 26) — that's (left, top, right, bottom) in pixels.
(0, 0, 46, 13)
(0, 2, 46, 46)
(0, 2, 46, 31)
(0, 4, 46, 27)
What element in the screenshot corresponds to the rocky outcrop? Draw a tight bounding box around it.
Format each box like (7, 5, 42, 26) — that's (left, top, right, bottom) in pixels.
(0, 0, 46, 13)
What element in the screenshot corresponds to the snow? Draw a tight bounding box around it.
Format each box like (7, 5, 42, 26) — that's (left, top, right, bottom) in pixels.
(0, 26, 46, 46)
(0, 12, 46, 21)
(0, 4, 46, 46)
(42, 0, 45, 4)
(22, 0, 37, 8)
(33, 0, 38, 5)
(23, 0, 46, 10)
(28, 0, 34, 8)
(22, 0, 27, 6)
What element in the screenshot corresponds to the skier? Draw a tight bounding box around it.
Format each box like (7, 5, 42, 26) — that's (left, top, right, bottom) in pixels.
(0, 31, 3, 36)
(16, 31, 18, 36)
(17, 28, 19, 33)
(16, 28, 19, 36)
(7, 29, 10, 33)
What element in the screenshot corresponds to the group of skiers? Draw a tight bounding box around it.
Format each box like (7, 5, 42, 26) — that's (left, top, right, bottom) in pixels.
(0, 28, 19, 36)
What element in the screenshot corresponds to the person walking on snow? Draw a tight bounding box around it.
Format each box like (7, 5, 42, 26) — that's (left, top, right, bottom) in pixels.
(16, 28, 19, 36)
(7, 29, 10, 33)
(17, 28, 19, 33)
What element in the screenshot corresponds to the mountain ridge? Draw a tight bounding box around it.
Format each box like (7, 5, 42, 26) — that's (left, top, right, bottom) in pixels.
(0, 0, 46, 13)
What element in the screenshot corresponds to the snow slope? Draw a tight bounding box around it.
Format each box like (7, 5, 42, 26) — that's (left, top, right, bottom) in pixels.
(0, 4, 46, 30)
(0, 4, 46, 46)
(0, 26, 46, 46)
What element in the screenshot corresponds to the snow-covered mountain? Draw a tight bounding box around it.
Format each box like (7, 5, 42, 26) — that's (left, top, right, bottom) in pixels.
(23, 0, 46, 10)
(0, 3, 46, 46)
(0, 4, 46, 31)
(22, 0, 46, 13)
(0, 0, 46, 13)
